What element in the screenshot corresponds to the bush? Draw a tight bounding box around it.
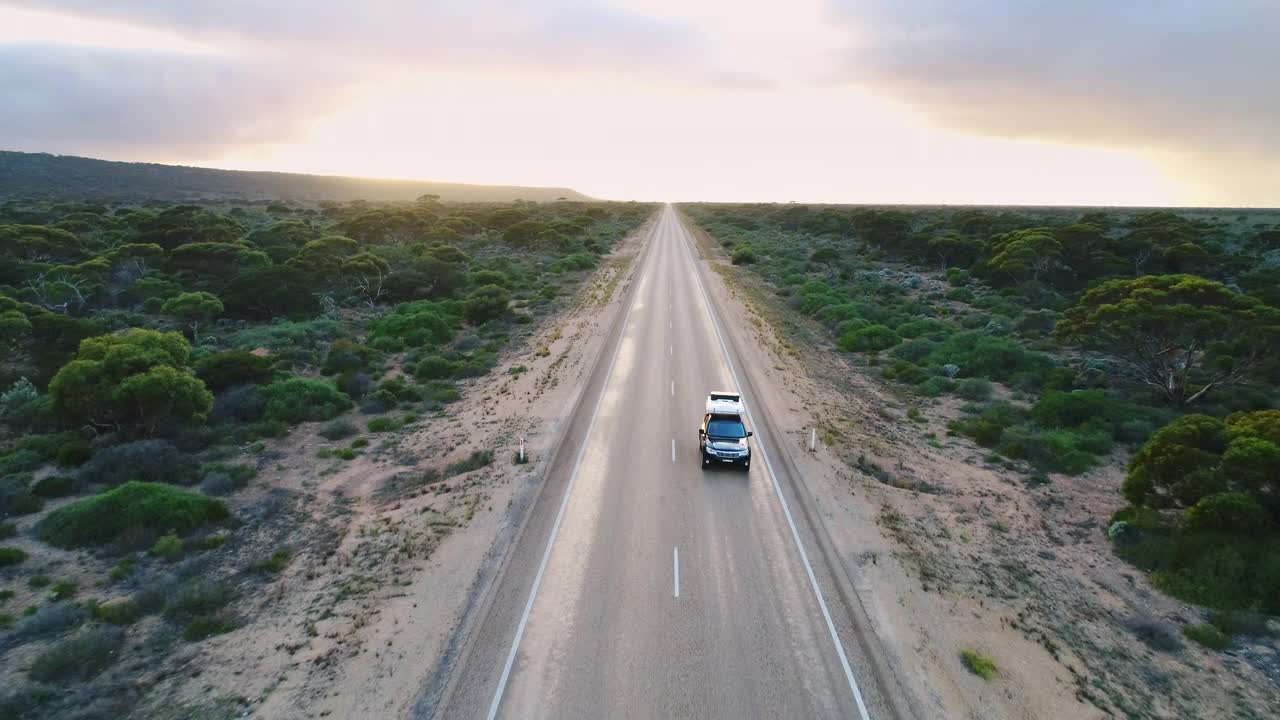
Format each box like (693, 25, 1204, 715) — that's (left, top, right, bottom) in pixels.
(1184, 493, 1269, 533)
(28, 626, 125, 683)
(261, 378, 352, 425)
(164, 579, 235, 622)
(55, 440, 92, 468)
(336, 370, 373, 399)
(838, 324, 900, 353)
(319, 419, 357, 441)
(0, 546, 28, 566)
(731, 245, 757, 264)
(194, 351, 274, 391)
(960, 649, 997, 680)
(464, 284, 511, 325)
(896, 318, 951, 339)
(252, 547, 292, 573)
(367, 417, 396, 433)
(321, 339, 370, 375)
(369, 300, 456, 350)
(8, 493, 44, 516)
(927, 331, 1052, 382)
(954, 378, 993, 401)
(445, 449, 494, 477)
(35, 481, 228, 548)
(78, 439, 200, 487)
(917, 377, 956, 397)
(1183, 623, 1232, 650)
(184, 613, 236, 641)
(0, 522, 13, 540)
(91, 598, 143, 626)
(150, 533, 184, 561)
(416, 354, 458, 380)
(31, 475, 77, 498)
(890, 338, 938, 364)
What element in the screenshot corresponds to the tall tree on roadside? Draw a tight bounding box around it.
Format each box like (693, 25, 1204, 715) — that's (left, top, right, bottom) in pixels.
(162, 291, 224, 343)
(1054, 274, 1280, 406)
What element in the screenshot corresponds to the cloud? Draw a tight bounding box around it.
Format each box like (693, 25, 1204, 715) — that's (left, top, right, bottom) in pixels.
(830, 0, 1280, 202)
(3, 0, 709, 76)
(0, 43, 343, 157)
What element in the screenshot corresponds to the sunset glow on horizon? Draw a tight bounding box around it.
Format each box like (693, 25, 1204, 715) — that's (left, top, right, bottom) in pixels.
(2, 1, 1276, 206)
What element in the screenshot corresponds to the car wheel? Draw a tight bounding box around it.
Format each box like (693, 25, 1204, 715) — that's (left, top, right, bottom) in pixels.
(701, 455, 709, 468)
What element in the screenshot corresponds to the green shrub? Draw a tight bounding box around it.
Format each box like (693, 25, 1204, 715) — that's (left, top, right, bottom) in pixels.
(838, 324, 900, 353)
(29, 574, 50, 588)
(1207, 609, 1273, 637)
(463, 285, 511, 325)
(319, 419, 357, 441)
(1114, 531, 1280, 612)
(78, 439, 200, 487)
(194, 351, 274, 391)
(252, 548, 292, 574)
(1184, 493, 1269, 533)
(445, 449, 494, 477)
(262, 378, 352, 425)
(184, 614, 236, 641)
(416, 354, 458, 380)
(368, 300, 456, 350)
(31, 475, 77, 498)
(150, 533, 184, 561)
(367, 417, 396, 433)
(731, 245, 757, 265)
(960, 649, 998, 680)
(927, 331, 1052, 382)
(954, 378, 993, 401)
(91, 598, 143, 625)
(1183, 623, 1232, 650)
(0, 521, 14, 539)
(164, 579, 235, 621)
(890, 338, 938, 364)
(321, 339, 370, 375)
(917, 377, 956, 397)
(49, 580, 76, 601)
(896, 318, 951, 339)
(335, 448, 356, 461)
(36, 481, 228, 548)
(55, 440, 92, 468)
(28, 626, 125, 682)
(0, 546, 28, 566)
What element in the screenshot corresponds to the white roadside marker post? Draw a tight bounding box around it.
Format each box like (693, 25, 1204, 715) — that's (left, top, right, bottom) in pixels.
(810, 428, 816, 452)
(519, 435, 525, 464)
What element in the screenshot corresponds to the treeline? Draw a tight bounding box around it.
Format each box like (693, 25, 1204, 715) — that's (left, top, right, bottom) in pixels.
(683, 203, 1280, 620)
(0, 195, 654, 710)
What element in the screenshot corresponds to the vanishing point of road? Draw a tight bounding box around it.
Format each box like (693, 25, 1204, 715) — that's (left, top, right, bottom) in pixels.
(433, 206, 908, 719)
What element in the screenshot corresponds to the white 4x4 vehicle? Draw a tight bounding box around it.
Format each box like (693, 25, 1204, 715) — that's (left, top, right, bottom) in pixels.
(698, 391, 752, 470)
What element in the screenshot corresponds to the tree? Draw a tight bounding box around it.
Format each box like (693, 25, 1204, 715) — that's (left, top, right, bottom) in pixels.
(162, 292, 224, 343)
(463, 284, 510, 325)
(927, 232, 982, 271)
(221, 266, 318, 320)
(167, 242, 269, 287)
(288, 235, 358, 274)
(1055, 275, 1280, 406)
(988, 229, 1063, 282)
(1124, 411, 1279, 521)
(47, 328, 211, 436)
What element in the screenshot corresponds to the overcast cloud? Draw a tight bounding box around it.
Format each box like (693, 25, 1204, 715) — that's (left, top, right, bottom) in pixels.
(829, 0, 1280, 200)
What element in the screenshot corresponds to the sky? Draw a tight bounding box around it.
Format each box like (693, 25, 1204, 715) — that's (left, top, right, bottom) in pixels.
(1, 1, 1276, 206)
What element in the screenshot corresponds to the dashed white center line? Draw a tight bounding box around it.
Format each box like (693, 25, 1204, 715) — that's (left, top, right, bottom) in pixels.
(673, 547, 680, 598)
(670, 438, 676, 462)
(669, 345, 672, 356)
(670, 380, 674, 396)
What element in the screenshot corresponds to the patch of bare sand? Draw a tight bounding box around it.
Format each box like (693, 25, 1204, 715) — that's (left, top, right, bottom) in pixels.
(134, 218, 654, 719)
(684, 219, 1280, 720)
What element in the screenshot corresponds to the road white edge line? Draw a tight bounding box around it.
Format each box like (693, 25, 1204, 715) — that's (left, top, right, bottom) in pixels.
(676, 208, 873, 720)
(674, 547, 680, 598)
(484, 214, 656, 720)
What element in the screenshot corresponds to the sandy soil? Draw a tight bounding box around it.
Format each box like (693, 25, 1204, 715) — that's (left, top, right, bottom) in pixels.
(121, 217, 654, 719)
(683, 217, 1280, 720)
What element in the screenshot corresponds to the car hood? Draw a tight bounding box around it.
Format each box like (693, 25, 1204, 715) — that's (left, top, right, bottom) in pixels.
(707, 437, 748, 451)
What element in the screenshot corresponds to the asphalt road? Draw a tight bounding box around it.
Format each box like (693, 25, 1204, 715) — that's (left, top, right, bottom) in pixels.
(435, 206, 898, 720)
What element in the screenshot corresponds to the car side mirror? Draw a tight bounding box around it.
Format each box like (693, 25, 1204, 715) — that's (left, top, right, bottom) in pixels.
(746, 431, 753, 437)
(698, 428, 705, 435)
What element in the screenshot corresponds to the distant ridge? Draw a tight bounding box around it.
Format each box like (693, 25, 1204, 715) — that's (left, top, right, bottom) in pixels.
(0, 151, 590, 203)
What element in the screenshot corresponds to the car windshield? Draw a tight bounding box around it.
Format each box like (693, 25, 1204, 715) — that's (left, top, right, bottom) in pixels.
(707, 419, 746, 438)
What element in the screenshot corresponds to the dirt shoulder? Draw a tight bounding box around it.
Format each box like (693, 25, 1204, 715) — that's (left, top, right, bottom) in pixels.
(681, 214, 1280, 720)
(125, 217, 654, 719)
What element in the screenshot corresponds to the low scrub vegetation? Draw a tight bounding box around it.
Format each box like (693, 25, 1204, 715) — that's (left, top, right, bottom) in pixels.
(35, 481, 228, 548)
(683, 203, 1280, 620)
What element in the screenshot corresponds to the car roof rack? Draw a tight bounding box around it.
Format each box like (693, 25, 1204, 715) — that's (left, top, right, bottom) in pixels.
(706, 391, 745, 416)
